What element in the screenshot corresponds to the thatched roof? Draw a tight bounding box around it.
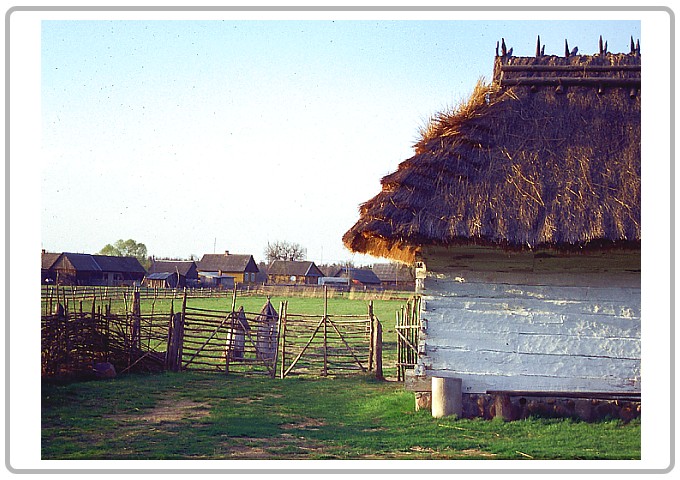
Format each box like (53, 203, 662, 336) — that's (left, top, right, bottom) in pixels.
(343, 40, 641, 263)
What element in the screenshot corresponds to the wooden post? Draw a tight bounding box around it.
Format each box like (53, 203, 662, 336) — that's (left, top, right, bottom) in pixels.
(368, 301, 374, 371)
(167, 312, 182, 372)
(133, 288, 141, 352)
(372, 316, 384, 380)
(104, 303, 111, 363)
(178, 289, 187, 371)
(323, 285, 328, 376)
(396, 308, 402, 381)
(279, 301, 287, 379)
(165, 300, 175, 370)
(224, 287, 238, 375)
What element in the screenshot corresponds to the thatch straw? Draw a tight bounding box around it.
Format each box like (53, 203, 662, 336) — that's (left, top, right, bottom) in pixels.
(343, 51, 641, 263)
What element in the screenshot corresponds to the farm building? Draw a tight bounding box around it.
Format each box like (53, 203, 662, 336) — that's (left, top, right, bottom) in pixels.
(144, 260, 199, 289)
(267, 260, 324, 285)
(334, 267, 382, 288)
(372, 263, 416, 290)
(197, 251, 259, 287)
(197, 272, 235, 290)
(42, 251, 146, 286)
(343, 38, 641, 419)
(41, 250, 61, 284)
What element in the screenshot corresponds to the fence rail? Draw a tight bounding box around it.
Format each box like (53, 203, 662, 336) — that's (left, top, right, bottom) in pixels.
(41, 284, 411, 312)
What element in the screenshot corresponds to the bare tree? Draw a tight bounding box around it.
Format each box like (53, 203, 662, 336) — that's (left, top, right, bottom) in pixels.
(265, 240, 307, 264)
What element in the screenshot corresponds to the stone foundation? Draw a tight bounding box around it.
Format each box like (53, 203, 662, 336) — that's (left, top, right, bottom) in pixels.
(461, 393, 640, 423)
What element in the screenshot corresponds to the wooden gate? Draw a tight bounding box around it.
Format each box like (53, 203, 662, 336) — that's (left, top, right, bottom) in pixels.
(166, 292, 281, 376)
(396, 296, 421, 381)
(277, 289, 380, 378)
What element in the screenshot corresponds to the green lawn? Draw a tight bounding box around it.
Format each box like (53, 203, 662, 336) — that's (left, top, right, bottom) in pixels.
(42, 372, 640, 460)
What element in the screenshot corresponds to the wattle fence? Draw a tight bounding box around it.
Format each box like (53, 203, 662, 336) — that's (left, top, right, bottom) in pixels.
(41, 286, 384, 380)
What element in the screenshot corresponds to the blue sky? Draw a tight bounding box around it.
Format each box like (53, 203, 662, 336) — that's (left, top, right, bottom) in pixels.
(40, 17, 641, 265)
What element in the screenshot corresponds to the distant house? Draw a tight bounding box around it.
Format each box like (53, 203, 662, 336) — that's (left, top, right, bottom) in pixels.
(334, 267, 382, 288)
(197, 272, 235, 290)
(144, 260, 199, 289)
(41, 250, 61, 284)
(372, 263, 415, 290)
(267, 260, 324, 285)
(43, 251, 146, 286)
(197, 251, 259, 287)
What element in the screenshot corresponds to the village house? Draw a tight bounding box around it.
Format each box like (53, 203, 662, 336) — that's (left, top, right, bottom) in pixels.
(343, 38, 641, 420)
(41, 251, 62, 284)
(371, 263, 416, 290)
(42, 250, 146, 286)
(144, 260, 199, 289)
(334, 266, 382, 289)
(196, 251, 259, 287)
(266, 260, 324, 285)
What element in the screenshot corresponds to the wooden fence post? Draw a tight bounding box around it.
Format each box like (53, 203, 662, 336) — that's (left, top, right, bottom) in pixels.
(279, 301, 287, 379)
(167, 312, 182, 372)
(165, 300, 175, 371)
(127, 289, 141, 371)
(372, 315, 384, 381)
(323, 285, 328, 377)
(368, 301, 375, 372)
(178, 289, 187, 370)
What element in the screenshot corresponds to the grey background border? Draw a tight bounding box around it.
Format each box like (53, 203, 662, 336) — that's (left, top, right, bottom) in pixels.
(5, 4, 674, 475)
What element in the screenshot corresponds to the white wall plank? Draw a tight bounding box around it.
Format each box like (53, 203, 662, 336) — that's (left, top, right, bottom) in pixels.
(419, 248, 641, 394)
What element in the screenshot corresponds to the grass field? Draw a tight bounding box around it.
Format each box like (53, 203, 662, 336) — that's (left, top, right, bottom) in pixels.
(41, 371, 640, 460)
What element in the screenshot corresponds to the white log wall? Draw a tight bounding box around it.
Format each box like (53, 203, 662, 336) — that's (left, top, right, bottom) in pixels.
(418, 246, 641, 394)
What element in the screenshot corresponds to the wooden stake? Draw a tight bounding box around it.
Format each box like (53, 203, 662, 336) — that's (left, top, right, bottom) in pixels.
(323, 285, 328, 376)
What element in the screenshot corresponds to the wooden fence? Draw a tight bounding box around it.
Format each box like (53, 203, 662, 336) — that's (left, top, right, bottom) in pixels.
(41, 286, 383, 380)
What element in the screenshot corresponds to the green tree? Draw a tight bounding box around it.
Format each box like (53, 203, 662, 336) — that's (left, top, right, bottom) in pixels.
(99, 239, 150, 269)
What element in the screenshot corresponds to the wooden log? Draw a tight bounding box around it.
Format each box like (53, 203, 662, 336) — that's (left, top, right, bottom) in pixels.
(492, 393, 520, 421)
(500, 64, 640, 73)
(500, 77, 640, 87)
